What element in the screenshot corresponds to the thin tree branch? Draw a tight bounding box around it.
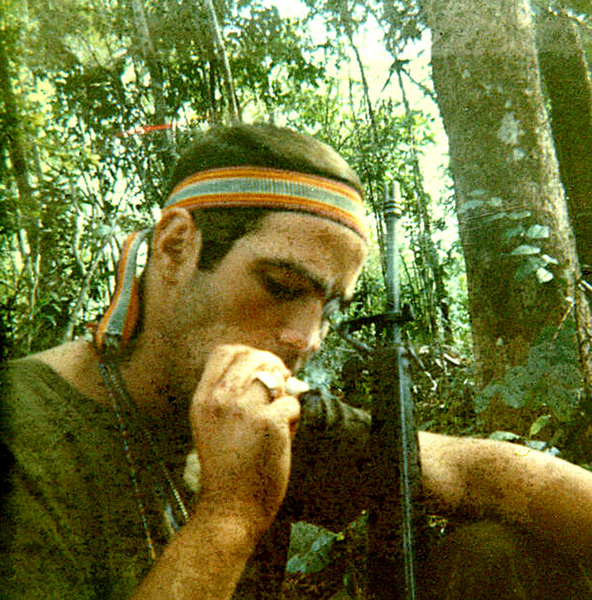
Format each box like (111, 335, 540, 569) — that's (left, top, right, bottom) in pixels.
(61, 228, 115, 342)
(203, 0, 241, 122)
(348, 33, 378, 136)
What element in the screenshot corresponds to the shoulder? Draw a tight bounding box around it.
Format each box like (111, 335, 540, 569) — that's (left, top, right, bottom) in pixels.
(2, 341, 95, 413)
(29, 339, 95, 379)
(1, 344, 113, 455)
(2, 346, 120, 526)
(1, 354, 77, 416)
(25, 340, 109, 405)
(0, 351, 139, 599)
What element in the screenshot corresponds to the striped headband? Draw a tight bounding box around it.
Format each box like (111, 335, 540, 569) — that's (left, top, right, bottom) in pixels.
(95, 167, 367, 352)
(164, 167, 368, 239)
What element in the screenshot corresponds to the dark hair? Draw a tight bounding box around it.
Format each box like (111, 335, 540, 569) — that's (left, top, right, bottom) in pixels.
(165, 123, 362, 270)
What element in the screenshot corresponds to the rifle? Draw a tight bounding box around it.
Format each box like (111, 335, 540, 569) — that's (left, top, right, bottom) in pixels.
(237, 183, 424, 600)
(341, 182, 423, 599)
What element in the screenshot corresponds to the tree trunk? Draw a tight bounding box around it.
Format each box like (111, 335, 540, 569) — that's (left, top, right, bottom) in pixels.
(536, 10, 592, 278)
(0, 27, 43, 354)
(0, 31, 37, 241)
(423, 0, 588, 389)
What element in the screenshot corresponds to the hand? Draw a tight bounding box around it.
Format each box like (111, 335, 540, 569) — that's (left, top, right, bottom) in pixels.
(189, 344, 301, 538)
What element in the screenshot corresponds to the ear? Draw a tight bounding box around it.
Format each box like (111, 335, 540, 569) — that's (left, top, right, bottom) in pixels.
(152, 208, 202, 285)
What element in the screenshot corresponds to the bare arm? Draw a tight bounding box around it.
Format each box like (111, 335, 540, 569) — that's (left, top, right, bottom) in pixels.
(134, 503, 256, 600)
(133, 345, 300, 600)
(285, 394, 592, 562)
(419, 431, 592, 560)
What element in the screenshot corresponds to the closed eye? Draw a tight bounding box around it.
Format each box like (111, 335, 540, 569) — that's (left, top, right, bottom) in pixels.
(261, 274, 307, 302)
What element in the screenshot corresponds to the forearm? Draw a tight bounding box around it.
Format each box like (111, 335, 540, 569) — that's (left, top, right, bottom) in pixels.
(291, 395, 592, 560)
(135, 345, 300, 600)
(419, 431, 592, 559)
(133, 501, 258, 600)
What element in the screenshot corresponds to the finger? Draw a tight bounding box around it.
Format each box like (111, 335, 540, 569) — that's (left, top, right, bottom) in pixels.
(197, 344, 285, 396)
(225, 346, 289, 381)
(265, 395, 301, 438)
(285, 377, 310, 397)
(209, 347, 290, 406)
(192, 344, 262, 424)
(253, 374, 310, 404)
(253, 370, 286, 400)
(198, 344, 251, 392)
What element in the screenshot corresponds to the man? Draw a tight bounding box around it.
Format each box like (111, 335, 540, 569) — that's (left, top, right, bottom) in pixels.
(2, 123, 592, 600)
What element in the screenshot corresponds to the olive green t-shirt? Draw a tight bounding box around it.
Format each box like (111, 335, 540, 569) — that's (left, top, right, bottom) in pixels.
(1, 359, 179, 599)
(1, 358, 372, 599)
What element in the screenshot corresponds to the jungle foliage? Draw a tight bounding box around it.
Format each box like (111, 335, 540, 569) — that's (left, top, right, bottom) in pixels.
(2, 0, 592, 453)
(2, 0, 592, 596)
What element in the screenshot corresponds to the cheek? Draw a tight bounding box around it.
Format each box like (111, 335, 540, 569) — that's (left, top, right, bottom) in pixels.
(218, 286, 279, 329)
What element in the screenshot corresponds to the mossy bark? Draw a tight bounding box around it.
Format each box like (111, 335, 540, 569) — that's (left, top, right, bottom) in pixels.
(536, 11, 592, 277)
(424, 0, 590, 392)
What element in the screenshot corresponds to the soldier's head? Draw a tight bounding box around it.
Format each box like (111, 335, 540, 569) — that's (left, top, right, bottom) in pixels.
(97, 123, 368, 388)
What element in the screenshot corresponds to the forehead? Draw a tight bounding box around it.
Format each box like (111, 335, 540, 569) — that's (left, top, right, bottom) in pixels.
(235, 211, 368, 295)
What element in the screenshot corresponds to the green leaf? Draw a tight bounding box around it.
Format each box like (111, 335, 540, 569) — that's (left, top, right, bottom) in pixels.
(510, 244, 541, 256)
(286, 531, 339, 574)
(485, 211, 508, 221)
(502, 225, 525, 241)
(458, 199, 485, 213)
(541, 254, 558, 266)
(489, 431, 522, 442)
(508, 210, 532, 220)
(526, 224, 550, 239)
(529, 414, 552, 437)
(536, 267, 554, 283)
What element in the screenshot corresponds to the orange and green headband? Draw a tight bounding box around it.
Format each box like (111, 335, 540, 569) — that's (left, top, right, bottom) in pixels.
(95, 167, 368, 352)
(164, 167, 368, 238)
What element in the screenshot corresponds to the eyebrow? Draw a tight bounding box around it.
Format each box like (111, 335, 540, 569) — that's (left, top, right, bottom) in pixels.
(257, 258, 350, 302)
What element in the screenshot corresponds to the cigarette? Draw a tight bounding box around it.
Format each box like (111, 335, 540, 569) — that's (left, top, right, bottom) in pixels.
(285, 377, 311, 397)
(254, 372, 310, 398)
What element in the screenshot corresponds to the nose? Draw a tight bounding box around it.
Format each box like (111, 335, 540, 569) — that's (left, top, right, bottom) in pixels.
(276, 301, 324, 358)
